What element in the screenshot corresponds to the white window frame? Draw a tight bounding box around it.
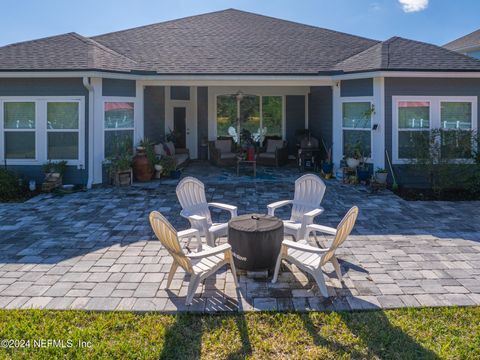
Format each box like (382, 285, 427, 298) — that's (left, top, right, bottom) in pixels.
(214, 93, 286, 140)
(46, 100, 83, 162)
(392, 96, 478, 164)
(340, 97, 374, 162)
(0, 96, 85, 166)
(103, 97, 136, 159)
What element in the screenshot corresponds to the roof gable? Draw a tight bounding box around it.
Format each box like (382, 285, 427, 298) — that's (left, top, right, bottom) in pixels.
(0, 32, 140, 72)
(444, 29, 480, 51)
(335, 37, 480, 73)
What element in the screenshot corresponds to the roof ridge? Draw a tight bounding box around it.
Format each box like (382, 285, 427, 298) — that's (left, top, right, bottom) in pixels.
(444, 28, 480, 47)
(90, 8, 233, 40)
(69, 33, 138, 64)
(91, 8, 379, 44)
(0, 32, 78, 49)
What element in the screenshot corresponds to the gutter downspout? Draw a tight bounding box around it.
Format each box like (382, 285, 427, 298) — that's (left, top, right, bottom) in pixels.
(83, 76, 94, 189)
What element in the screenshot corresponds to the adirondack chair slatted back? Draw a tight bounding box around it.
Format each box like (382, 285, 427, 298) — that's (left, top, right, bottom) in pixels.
(320, 206, 359, 266)
(176, 177, 213, 228)
(291, 174, 326, 222)
(149, 211, 193, 273)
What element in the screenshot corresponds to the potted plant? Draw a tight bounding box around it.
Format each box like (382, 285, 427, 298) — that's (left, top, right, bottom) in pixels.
(41, 160, 68, 191)
(375, 167, 388, 184)
(344, 143, 362, 169)
(104, 152, 133, 186)
(357, 162, 371, 183)
(159, 156, 178, 178)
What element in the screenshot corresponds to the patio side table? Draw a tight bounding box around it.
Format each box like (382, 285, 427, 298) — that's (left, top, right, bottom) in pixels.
(236, 159, 256, 177)
(228, 214, 283, 271)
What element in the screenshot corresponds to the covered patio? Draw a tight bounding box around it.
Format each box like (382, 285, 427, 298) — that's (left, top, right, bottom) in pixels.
(0, 162, 479, 312)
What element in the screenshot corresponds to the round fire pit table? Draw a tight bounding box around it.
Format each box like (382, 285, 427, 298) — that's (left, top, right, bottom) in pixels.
(228, 213, 284, 271)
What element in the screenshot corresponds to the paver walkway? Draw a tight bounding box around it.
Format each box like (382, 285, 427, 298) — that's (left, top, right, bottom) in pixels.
(0, 162, 479, 312)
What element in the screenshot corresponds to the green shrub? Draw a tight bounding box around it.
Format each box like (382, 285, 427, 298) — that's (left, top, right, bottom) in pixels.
(0, 169, 22, 201)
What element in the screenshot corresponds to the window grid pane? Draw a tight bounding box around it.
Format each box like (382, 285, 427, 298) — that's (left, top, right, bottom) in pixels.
(440, 102, 471, 130)
(5, 132, 35, 159)
(47, 102, 79, 129)
(4, 102, 35, 129)
(398, 101, 430, 129)
(47, 132, 79, 160)
(104, 102, 134, 129)
(216, 95, 237, 137)
(343, 130, 371, 158)
(342, 102, 371, 128)
(105, 130, 134, 158)
(398, 130, 430, 159)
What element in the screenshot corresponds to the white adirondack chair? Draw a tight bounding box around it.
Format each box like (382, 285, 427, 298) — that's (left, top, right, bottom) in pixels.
(272, 206, 359, 297)
(149, 211, 238, 305)
(267, 174, 326, 240)
(176, 177, 238, 247)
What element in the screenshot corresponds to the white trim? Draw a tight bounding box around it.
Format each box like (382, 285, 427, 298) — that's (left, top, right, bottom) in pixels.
(372, 77, 385, 169)
(83, 77, 94, 188)
(392, 95, 478, 164)
(3, 71, 480, 83)
(0, 96, 85, 166)
(91, 78, 103, 184)
(332, 82, 342, 167)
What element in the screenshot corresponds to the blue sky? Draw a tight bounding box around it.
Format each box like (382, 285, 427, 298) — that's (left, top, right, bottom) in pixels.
(0, 0, 479, 47)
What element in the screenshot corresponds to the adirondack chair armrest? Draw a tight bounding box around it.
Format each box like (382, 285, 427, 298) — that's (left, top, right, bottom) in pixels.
(302, 207, 324, 223)
(282, 240, 329, 254)
(177, 228, 200, 239)
(267, 200, 293, 216)
(180, 210, 206, 222)
(187, 243, 231, 259)
(306, 223, 337, 236)
(208, 202, 238, 217)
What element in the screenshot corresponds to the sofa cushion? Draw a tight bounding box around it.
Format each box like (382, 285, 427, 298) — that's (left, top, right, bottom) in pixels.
(258, 152, 276, 159)
(220, 152, 236, 159)
(154, 144, 166, 157)
(175, 153, 189, 167)
(165, 141, 176, 156)
(266, 139, 284, 153)
(215, 139, 232, 153)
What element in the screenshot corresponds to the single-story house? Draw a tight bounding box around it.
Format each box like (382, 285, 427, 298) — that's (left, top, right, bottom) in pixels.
(445, 29, 480, 59)
(1, 8, 479, 187)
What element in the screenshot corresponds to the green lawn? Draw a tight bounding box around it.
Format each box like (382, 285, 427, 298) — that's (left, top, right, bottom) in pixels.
(0, 307, 479, 359)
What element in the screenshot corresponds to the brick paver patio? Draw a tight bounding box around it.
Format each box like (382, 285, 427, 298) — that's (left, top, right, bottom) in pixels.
(0, 162, 479, 312)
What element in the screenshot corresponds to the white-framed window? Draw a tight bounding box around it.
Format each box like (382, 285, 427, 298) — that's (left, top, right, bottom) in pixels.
(47, 101, 80, 160)
(0, 97, 85, 165)
(215, 94, 284, 139)
(341, 99, 373, 159)
(392, 96, 478, 163)
(103, 101, 135, 158)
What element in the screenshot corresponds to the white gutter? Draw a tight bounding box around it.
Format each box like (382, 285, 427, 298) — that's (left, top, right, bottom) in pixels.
(82, 76, 94, 189)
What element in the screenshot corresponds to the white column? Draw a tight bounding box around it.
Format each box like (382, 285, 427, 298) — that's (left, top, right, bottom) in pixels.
(91, 77, 103, 185)
(332, 82, 342, 168)
(134, 81, 144, 144)
(372, 77, 385, 169)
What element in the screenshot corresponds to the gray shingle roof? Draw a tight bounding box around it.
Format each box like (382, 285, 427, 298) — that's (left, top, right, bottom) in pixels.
(1, 9, 480, 75)
(444, 29, 480, 51)
(0, 32, 141, 72)
(335, 37, 480, 73)
(91, 9, 379, 74)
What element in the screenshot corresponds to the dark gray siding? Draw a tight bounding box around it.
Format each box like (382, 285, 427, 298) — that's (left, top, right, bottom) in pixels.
(309, 86, 333, 148)
(144, 86, 165, 143)
(102, 78, 136, 97)
(385, 77, 480, 186)
(341, 78, 373, 97)
(0, 78, 89, 185)
(285, 95, 306, 155)
(197, 87, 208, 154)
(171, 86, 190, 100)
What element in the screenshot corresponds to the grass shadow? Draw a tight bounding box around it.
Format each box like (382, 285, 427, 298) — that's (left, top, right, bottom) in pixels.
(158, 313, 203, 359)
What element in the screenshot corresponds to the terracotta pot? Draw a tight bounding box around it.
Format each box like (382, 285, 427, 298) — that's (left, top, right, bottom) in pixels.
(133, 148, 153, 181)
